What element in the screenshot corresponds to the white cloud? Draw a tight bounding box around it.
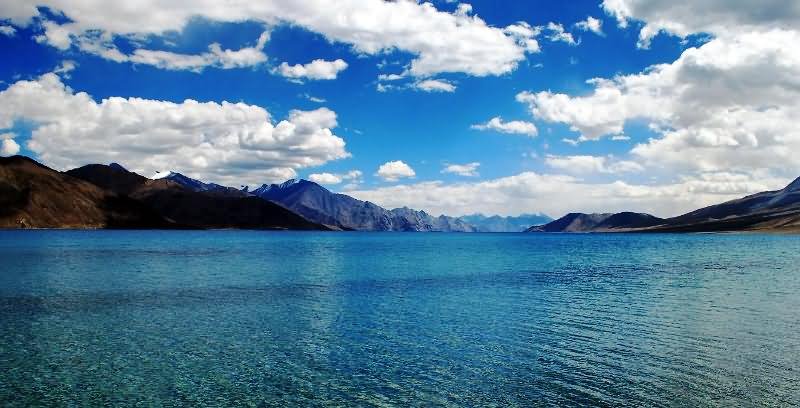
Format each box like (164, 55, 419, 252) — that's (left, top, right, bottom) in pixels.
(5, 0, 540, 77)
(308, 170, 362, 185)
(348, 171, 789, 218)
(278, 59, 348, 81)
(545, 155, 643, 174)
(91, 31, 270, 72)
(0, 25, 15, 36)
(503, 22, 541, 53)
(0, 73, 350, 186)
(0, 133, 20, 156)
(376, 160, 416, 182)
(471, 117, 538, 137)
(56, 29, 270, 72)
(413, 78, 456, 93)
(442, 162, 480, 177)
(602, 0, 800, 48)
(378, 73, 405, 81)
(575, 16, 604, 36)
(0, 139, 20, 156)
(545, 22, 577, 45)
(53, 60, 76, 77)
(35, 21, 73, 50)
(517, 30, 800, 180)
(302, 94, 326, 103)
(308, 172, 342, 185)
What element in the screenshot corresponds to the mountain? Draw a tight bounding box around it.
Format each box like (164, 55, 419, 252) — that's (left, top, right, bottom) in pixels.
(459, 213, 553, 232)
(0, 156, 175, 229)
(65, 163, 326, 230)
(153, 171, 249, 197)
(651, 176, 800, 232)
(252, 179, 475, 231)
(388, 207, 477, 232)
(527, 212, 664, 232)
(529, 176, 800, 233)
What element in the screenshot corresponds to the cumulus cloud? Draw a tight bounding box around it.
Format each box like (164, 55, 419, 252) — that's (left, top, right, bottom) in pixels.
(308, 172, 342, 185)
(545, 155, 643, 174)
(442, 162, 480, 177)
(0, 73, 350, 185)
(471, 117, 538, 137)
(575, 16, 604, 36)
(3, 0, 541, 77)
(376, 160, 416, 182)
(0, 133, 19, 156)
(348, 171, 789, 218)
(602, 0, 800, 48)
(308, 170, 362, 185)
(517, 30, 800, 179)
(278, 59, 348, 81)
(413, 78, 456, 93)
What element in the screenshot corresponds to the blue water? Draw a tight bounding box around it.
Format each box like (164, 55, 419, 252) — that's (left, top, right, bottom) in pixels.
(0, 231, 798, 406)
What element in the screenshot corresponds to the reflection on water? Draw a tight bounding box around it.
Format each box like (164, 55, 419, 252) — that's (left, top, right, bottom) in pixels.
(0, 231, 798, 406)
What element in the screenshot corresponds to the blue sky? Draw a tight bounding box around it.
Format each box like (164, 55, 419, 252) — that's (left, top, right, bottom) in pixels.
(1, 1, 798, 217)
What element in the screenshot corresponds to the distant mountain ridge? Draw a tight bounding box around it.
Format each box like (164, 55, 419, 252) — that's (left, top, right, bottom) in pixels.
(458, 213, 552, 232)
(251, 179, 476, 232)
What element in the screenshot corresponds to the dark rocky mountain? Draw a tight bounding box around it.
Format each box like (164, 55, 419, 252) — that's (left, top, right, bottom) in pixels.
(595, 212, 665, 230)
(529, 177, 800, 233)
(251, 179, 475, 231)
(459, 213, 553, 232)
(527, 213, 613, 232)
(154, 171, 249, 197)
(65, 163, 326, 230)
(0, 156, 175, 229)
(651, 176, 800, 232)
(527, 212, 665, 232)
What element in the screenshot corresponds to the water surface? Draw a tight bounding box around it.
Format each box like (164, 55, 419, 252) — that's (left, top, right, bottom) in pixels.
(0, 231, 798, 406)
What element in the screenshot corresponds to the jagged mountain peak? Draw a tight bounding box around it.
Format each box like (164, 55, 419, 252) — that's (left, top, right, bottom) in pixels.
(108, 162, 127, 172)
(785, 176, 800, 192)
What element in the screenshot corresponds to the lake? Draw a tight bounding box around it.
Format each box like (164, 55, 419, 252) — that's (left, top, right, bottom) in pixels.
(0, 231, 798, 406)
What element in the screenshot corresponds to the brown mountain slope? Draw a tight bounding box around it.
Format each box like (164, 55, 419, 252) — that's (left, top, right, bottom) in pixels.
(66, 163, 327, 230)
(0, 156, 175, 229)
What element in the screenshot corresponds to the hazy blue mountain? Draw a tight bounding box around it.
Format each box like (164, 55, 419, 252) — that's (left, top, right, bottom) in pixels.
(459, 213, 553, 232)
(251, 179, 475, 232)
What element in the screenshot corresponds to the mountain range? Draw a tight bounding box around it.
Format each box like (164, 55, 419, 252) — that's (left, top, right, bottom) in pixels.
(250, 179, 475, 231)
(528, 176, 800, 233)
(3, 155, 800, 233)
(0, 156, 324, 230)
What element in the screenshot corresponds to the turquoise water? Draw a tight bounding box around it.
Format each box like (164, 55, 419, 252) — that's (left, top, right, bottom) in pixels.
(0, 231, 798, 406)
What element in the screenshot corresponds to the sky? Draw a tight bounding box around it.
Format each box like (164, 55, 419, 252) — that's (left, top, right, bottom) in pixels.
(1, 0, 799, 218)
